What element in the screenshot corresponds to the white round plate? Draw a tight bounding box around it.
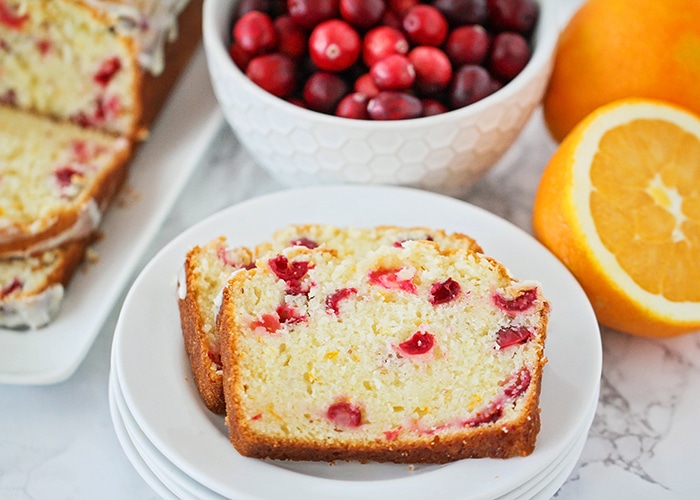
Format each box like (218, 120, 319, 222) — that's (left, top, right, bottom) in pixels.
(114, 185, 602, 500)
(108, 371, 178, 500)
(503, 386, 597, 500)
(110, 365, 226, 500)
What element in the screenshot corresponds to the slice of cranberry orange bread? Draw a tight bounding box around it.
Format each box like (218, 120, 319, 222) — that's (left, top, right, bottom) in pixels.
(178, 236, 254, 414)
(0, 105, 132, 257)
(177, 225, 483, 414)
(0, 238, 89, 329)
(0, 0, 198, 138)
(217, 240, 549, 463)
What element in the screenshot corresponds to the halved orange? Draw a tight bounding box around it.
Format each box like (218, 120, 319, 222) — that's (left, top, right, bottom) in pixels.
(533, 98, 700, 337)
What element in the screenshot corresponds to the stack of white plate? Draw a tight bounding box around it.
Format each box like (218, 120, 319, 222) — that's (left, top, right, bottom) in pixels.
(110, 186, 603, 500)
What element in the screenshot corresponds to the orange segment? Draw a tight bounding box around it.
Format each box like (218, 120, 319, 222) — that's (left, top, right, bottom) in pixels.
(533, 98, 700, 337)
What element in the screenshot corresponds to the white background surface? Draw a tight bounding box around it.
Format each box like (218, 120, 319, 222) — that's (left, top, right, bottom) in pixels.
(3, 0, 700, 498)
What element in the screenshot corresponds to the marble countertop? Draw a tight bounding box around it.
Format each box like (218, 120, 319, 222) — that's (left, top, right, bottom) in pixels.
(2, 1, 700, 498)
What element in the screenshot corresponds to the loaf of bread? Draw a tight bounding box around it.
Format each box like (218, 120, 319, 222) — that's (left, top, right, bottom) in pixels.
(214, 228, 549, 463)
(0, 238, 90, 329)
(178, 225, 482, 414)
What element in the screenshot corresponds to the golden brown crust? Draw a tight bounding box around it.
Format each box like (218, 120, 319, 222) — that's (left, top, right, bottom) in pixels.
(46, 237, 93, 290)
(217, 274, 250, 447)
(178, 244, 226, 414)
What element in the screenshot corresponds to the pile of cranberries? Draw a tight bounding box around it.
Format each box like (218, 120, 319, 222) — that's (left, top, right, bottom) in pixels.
(228, 0, 538, 120)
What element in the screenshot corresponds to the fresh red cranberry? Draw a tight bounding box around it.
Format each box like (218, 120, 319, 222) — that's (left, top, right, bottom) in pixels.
(287, 0, 339, 29)
(250, 313, 281, 333)
(448, 64, 494, 108)
(335, 92, 370, 119)
(233, 10, 277, 56)
(229, 42, 252, 70)
(340, 0, 385, 30)
(432, 0, 487, 25)
(354, 73, 380, 97)
(326, 401, 362, 428)
(402, 5, 448, 47)
(495, 325, 533, 349)
(488, 32, 531, 81)
(362, 26, 409, 67)
(421, 98, 448, 116)
(325, 287, 358, 314)
(274, 15, 307, 60)
(268, 254, 310, 281)
(493, 288, 538, 312)
(487, 0, 538, 34)
(380, 9, 402, 29)
(503, 368, 531, 399)
(398, 331, 435, 355)
(246, 53, 297, 97)
(490, 78, 504, 94)
(429, 277, 461, 305)
(388, 0, 419, 17)
(234, 0, 277, 19)
(309, 19, 361, 72)
(290, 237, 319, 248)
(370, 53, 415, 91)
(445, 25, 490, 66)
(367, 267, 418, 292)
(303, 71, 350, 113)
(94, 57, 121, 86)
(367, 91, 422, 120)
(276, 304, 306, 324)
(286, 96, 307, 108)
(408, 46, 452, 94)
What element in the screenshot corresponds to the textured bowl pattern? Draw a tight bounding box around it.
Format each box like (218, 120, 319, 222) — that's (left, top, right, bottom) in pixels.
(204, 0, 556, 195)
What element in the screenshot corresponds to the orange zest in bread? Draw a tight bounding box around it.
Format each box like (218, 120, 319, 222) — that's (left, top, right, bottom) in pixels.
(177, 225, 483, 414)
(211, 227, 549, 463)
(0, 105, 132, 258)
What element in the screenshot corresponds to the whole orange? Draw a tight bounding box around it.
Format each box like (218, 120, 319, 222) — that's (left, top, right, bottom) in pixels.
(543, 0, 700, 143)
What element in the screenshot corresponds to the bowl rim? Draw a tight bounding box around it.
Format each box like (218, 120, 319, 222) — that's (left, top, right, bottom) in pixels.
(203, 0, 558, 130)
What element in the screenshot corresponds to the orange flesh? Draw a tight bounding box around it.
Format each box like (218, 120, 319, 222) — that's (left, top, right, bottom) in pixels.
(590, 119, 700, 302)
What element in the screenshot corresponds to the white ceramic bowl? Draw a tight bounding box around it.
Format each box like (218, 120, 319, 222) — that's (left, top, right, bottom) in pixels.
(203, 0, 557, 195)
